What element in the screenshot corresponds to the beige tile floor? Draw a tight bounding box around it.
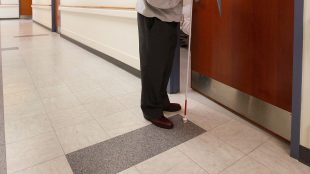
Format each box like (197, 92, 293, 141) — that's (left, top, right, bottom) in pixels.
(1, 20, 309, 174)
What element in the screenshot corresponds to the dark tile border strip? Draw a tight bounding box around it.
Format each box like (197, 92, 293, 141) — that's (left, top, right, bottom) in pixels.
(14, 34, 49, 38)
(299, 145, 310, 167)
(0, 22, 7, 174)
(60, 34, 141, 78)
(1, 47, 19, 51)
(66, 115, 205, 174)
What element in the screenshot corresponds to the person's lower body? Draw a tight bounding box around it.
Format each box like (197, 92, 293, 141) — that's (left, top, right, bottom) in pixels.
(137, 13, 181, 129)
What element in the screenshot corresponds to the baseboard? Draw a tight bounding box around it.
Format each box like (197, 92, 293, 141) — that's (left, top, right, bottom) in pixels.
(299, 145, 310, 167)
(20, 15, 32, 19)
(60, 34, 141, 78)
(33, 20, 52, 31)
(0, 18, 19, 20)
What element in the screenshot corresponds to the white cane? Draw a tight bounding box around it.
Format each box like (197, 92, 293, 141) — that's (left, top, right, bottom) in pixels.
(183, 0, 222, 122)
(183, 0, 194, 122)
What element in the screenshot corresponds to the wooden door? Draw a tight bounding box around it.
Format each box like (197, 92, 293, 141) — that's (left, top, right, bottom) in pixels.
(191, 0, 294, 111)
(20, 0, 32, 16)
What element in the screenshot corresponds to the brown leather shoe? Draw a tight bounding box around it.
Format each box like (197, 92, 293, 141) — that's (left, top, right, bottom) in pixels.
(149, 116, 174, 129)
(163, 103, 181, 112)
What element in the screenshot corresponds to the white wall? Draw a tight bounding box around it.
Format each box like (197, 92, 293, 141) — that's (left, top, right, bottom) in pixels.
(32, 0, 51, 5)
(1, 0, 19, 4)
(0, 0, 19, 19)
(60, 0, 140, 69)
(301, 0, 310, 149)
(32, 0, 52, 29)
(61, 0, 136, 7)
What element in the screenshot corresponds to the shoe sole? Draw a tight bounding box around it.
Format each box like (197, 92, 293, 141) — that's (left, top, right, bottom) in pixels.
(163, 108, 182, 112)
(151, 122, 174, 129)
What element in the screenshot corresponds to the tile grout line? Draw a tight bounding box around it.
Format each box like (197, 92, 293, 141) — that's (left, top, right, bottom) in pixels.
(246, 140, 283, 174)
(246, 154, 281, 174)
(29, 78, 67, 157)
(135, 148, 185, 174)
(11, 40, 80, 170)
(207, 117, 234, 131)
(48, 35, 144, 155)
(176, 144, 211, 174)
(218, 154, 248, 174)
(66, 78, 149, 142)
(9, 154, 64, 174)
(19, 33, 69, 162)
(217, 137, 276, 174)
(217, 155, 248, 174)
(187, 112, 233, 133)
(1, 44, 34, 147)
(18, 27, 137, 160)
(187, 94, 235, 117)
(178, 132, 247, 174)
(132, 166, 143, 174)
(61, 72, 116, 147)
(202, 132, 247, 174)
(21, 39, 97, 159)
(245, 134, 273, 154)
(5, 130, 55, 145)
(184, 97, 236, 129)
(77, 102, 151, 152)
(5, 21, 192, 174)
(168, 147, 211, 174)
(207, 119, 273, 155)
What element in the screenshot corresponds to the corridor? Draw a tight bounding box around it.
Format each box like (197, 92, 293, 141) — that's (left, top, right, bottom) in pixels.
(1, 20, 310, 174)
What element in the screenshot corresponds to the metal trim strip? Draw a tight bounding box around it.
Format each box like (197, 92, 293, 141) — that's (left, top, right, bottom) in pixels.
(191, 71, 291, 140)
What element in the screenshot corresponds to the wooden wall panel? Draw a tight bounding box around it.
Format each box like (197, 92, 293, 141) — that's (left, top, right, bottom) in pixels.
(191, 0, 294, 111)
